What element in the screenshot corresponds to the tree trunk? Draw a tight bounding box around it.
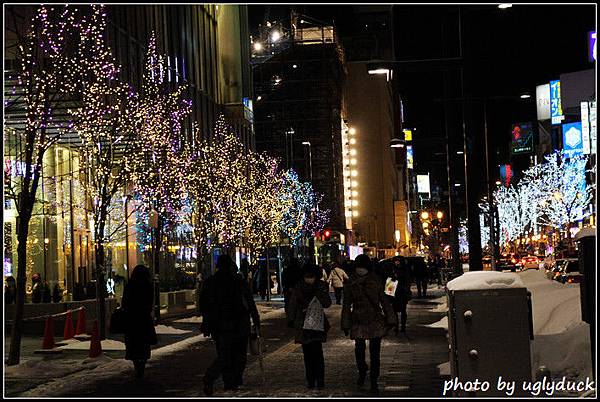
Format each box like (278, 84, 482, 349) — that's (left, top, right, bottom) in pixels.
(95, 241, 107, 340)
(7, 211, 32, 366)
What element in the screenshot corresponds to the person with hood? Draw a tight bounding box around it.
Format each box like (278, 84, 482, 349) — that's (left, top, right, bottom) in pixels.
(121, 265, 157, 379)
(327, 261, 349, 305)
(342, 254, 397, 394)
(386, 256, 412, 334)
(287, 263, 332, 389)
(200, 255, 260, 395)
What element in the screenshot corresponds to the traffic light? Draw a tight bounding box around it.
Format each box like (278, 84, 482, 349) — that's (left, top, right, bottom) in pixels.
(324, 230, 331, 238)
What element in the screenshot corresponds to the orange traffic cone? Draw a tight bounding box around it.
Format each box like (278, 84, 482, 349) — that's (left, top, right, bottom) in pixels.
(63, 310, 75, 340)
(42, 317, 55, 349)
(75, 308, 86, 335)
(89, 320, 102, 358)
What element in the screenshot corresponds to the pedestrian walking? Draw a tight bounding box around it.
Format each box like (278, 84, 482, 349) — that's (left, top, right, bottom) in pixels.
(200, 255, 260, 396)
(121, 264, 157, 380)
(328, 261, 349, 305)
(411, 257, 429, 298)
(386, 256, 412, 334)
(342, 254, 397, 394)
(257, 263, 269, 300)
(282, 257, 302, 313)
(286, 263, 332, 389)
(31, 273, 42, 303)
(5, 276, 16, 304)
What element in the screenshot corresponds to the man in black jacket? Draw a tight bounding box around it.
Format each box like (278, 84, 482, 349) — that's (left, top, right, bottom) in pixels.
(200, 255, 260, 395)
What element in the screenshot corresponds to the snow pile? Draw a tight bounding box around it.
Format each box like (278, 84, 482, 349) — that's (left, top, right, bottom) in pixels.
(173, 316, 202, 324)
(520, 269, 593, 383)
(425, 316, 448, 330)
(57, 339, 125, 351)
(437, 361, 451, 376)
(154, 324, 192, 335)
(447, 271, 525, 291)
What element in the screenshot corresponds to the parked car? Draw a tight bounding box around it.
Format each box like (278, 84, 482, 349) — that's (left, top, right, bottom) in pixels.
(558, 259, 581, 284)
(520, 255, 541, 270)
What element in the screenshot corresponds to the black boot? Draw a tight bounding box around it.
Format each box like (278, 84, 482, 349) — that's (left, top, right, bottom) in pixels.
(357, 369, 367, 386)
(370, 379, 380, 395)
(134, 360, 145, 379)
(203, 377, 214, 396)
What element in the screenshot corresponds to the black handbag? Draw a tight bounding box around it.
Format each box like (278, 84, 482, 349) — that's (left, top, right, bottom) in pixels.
(109, 306, 127, 334)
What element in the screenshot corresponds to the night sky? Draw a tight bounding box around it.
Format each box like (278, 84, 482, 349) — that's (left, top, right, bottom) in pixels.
(248, 4, 596, 203)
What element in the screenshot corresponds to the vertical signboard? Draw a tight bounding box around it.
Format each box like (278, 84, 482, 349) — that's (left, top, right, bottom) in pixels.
(581, 102, 591, 154)
(550, 80, 564, 125)
(417, 174, 431, 199)
(562, 122, 584, 158)
(536, 84, 551, 121)
(406, 145, 413, 169)
(511, 122, 535, 154)
(590, 101, 597, 154)
(589, 31, 597, 62)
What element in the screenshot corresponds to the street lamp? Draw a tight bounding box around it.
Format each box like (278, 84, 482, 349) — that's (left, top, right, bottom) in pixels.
(421, 211, 430, 220)
(437, 211, 444, 220)
(390, 138, 405, 148)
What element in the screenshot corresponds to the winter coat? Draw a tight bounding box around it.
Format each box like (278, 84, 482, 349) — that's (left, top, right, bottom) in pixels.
(342, 272, 398, 340)
(328, 267, 349, 289)
(287, 280, 332, 344)
(199, 271, 260, 337)
(387, 265, 412, 311)
(410, 257, 428, 280)
(122, 280, 157, 361)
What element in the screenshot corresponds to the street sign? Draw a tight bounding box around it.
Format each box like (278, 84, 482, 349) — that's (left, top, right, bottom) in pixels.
(562, 122, 584, 158)
(511, 123, 534, 154)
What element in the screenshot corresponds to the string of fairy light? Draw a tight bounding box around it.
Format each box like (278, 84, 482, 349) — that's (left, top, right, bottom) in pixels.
(7, 5, 330, 268)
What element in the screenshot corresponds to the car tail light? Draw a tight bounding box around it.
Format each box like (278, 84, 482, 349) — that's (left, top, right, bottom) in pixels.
(567, 278, 574, 283)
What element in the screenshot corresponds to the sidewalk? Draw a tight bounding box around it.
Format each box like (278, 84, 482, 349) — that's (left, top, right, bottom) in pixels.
(5, 284, 450, 397)
(232, 286, 450, 397)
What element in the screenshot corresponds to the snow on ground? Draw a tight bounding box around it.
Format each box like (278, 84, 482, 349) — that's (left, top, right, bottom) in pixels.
(15, 334, 211, 397)
(447, 271, 525, 291)
(154, 324, 192, 335)
(519, 269, 592, 383)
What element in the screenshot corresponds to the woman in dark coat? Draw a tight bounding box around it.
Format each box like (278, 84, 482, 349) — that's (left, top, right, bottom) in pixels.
(122, 265, 157, 379)
(287, 263, 332, 389)
(342, 254, 397, 394)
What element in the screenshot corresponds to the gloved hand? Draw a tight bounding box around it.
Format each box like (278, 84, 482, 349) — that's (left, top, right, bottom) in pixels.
(343, 329, 350, 337)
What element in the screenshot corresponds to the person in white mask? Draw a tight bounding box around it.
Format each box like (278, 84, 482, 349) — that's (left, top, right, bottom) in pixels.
(341, 254, 397, 395)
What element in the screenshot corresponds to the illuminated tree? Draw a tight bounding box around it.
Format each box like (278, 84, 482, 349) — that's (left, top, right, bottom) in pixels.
(129, 32, 191, 297)
(69, 5, 140, 338)
(4, 4, 89, 366)
(494, 183, 538, 249)
(523, 151, 593, 244)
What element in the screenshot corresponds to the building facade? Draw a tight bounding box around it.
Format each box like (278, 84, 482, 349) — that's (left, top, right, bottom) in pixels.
(3, 5, 253, 300)
(252, 22, 348, 232)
